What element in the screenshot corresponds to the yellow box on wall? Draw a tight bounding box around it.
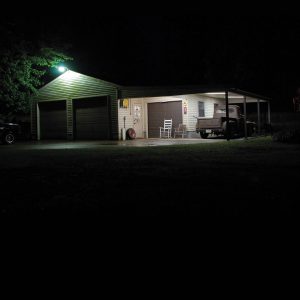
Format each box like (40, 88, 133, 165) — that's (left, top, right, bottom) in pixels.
(120, 99, 129, 109)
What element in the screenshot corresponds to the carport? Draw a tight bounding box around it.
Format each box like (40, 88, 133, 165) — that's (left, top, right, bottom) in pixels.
(202, 89, 271, 140)
(118, 87, 271, 140)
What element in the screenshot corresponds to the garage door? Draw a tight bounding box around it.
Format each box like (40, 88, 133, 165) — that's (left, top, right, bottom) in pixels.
(148, 101, 182, 138)
(39, 101, 67, 139)
(74, 97, 110, 140)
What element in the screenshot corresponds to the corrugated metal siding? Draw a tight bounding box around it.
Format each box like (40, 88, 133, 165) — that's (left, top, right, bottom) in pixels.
(66, 99, 73, 139)
(110, 93, 118, 140)
(32, 71, 119, 140)
(35, 71, 119, 101)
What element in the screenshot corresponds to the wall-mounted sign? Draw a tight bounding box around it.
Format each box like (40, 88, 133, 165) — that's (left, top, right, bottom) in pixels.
(120, 99, 129, 109)
(183, 100, 188, 114)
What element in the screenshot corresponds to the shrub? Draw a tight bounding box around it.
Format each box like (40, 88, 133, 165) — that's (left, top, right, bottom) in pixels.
(273, 128, 300, 143)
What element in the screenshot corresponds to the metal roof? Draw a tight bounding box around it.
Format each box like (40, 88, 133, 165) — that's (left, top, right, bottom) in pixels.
(37, 71, 271, 102)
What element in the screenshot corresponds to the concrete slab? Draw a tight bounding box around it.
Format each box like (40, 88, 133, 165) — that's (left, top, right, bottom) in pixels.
(117, 138, 223, 147)
(1, 138, 224, 150)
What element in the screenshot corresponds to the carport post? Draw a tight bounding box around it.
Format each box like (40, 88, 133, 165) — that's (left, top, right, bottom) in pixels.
(267, 101, 271, 124)
(257, 99, 261, 135)
(225, 90, 230, 141)
(243, 96, 248, 139)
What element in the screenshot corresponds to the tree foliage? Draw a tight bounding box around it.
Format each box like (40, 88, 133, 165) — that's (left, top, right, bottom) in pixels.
(0, 24, 72, 114)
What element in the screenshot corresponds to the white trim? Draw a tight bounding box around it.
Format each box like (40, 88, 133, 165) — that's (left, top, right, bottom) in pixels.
(36, 94, 111, 102)
(37, 98, 68, 103)
(63, 94, 111, 100)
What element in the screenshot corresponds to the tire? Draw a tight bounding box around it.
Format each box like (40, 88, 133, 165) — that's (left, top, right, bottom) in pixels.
(200, 132, 209, 139)
(126, 128, 136, 140)
(2, 132, 15, 145)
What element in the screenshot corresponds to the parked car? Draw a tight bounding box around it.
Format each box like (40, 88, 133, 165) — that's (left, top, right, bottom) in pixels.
(196, 105, 256, 138)
(0, 122, 19, 144)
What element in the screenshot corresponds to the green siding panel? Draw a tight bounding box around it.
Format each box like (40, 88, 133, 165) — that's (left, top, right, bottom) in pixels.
(110, 93, 119, 140)
(35, 71, 119, 101)
(66, 99, 73, 140)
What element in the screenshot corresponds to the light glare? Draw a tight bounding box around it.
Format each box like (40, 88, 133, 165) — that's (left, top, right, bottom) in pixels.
(58, 66, 67, 73)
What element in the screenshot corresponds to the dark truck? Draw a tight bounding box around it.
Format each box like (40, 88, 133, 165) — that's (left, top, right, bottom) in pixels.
(0, 122, 19, 144)
(196, 105, 256, 139)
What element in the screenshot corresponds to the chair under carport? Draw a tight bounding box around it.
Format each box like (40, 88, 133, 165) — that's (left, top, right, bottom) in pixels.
(174, 124, 187, 138)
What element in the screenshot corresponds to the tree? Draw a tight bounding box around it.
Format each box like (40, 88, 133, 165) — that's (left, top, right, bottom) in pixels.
(0, 23, 72, 115)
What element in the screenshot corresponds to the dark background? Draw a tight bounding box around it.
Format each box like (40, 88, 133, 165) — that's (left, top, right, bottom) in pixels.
(3, 15, 300, 111)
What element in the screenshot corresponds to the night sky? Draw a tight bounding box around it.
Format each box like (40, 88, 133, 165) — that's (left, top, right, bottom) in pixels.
(2, 14, 300, 111)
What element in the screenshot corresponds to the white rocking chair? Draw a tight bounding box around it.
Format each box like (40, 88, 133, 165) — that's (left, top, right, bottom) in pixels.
(160, 119, 172, 138)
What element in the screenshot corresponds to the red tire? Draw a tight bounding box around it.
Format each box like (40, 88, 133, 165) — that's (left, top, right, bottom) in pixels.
(126, 128, 136, 140)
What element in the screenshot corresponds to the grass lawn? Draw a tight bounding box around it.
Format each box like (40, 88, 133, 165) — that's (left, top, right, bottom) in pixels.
(1, 137, 299, 216)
